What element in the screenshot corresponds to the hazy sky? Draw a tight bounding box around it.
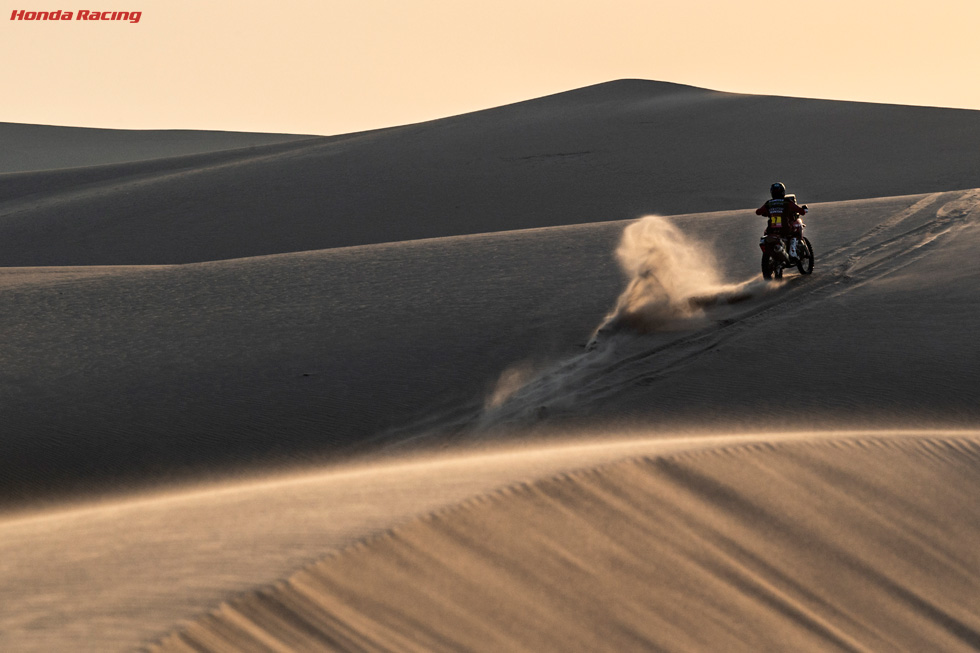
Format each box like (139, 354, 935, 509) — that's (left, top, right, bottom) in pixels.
(2, 0, 978, 135)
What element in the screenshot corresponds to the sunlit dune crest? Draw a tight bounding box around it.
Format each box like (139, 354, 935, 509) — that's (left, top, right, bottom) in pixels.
(152, 435, 980, 652)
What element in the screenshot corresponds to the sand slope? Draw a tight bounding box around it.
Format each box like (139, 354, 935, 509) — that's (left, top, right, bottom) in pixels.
(473, 189, 980, 435)
(0, 222, 623, 505)
(2, 80, 980, 265)
(0, 191, 976, 650)
(154, 436, 980, 652)
(3, 190, 978, 506)
(0, 432, 811, 652)
(0, 122, 314, 174)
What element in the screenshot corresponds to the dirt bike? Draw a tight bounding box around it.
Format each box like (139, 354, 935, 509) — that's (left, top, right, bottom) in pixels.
(760, 221, 814, 280)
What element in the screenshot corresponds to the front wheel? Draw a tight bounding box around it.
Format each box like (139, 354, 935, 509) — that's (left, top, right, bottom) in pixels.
(796, 237, 814, 275)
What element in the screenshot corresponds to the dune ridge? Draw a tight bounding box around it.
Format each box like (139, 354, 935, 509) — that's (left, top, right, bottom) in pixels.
(3, 429, 911, 653)
(152, 435, 980, 652)
(2, 80, 980, 265)
(0, 121, 316, 174)
(0, 136, 325, 206)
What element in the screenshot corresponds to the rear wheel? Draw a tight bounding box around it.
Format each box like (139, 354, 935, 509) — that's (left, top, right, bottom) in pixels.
(761, 254, 773, 280)
(796, 237, 814, 275)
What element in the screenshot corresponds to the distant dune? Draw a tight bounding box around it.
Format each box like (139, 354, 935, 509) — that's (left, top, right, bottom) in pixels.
(1, 81, 979, 652)
(0, 122, 315, 174)
(1, 80, 979, 265)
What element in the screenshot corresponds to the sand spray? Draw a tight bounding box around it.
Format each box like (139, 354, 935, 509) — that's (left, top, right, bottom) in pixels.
(593, 215, 773, 337)
(485, 362, 539, 410)
(480, 216, 778, 426)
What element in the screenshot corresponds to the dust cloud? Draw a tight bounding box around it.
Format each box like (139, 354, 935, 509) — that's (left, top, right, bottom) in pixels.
(482, 216, 777, 424)
(592, 215, 775, 340)
(485, 362, 539, 409)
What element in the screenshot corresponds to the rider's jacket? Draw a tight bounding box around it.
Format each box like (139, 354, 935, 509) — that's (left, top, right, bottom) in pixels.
(756, 198, 807, 235)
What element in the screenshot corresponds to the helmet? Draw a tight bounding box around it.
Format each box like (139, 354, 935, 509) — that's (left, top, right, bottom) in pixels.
(770, 182, 786, 199)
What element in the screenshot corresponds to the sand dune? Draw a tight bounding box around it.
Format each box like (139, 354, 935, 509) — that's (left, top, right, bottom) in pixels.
(3, 189, 978, 507)
(0, 429, 818, 651)
(0, 221, 622, 505)
(2, 80, 980, 265)
(0, 191, 980, 503)
(0, 121, 314, 174)
(471, 189, 980, 435)
(1, 431, 972, 652)
(153, 435, 980, 652)
(0, 122, 311, 175)
(0, 189, 977, 651)
(3, 81, 980, 652)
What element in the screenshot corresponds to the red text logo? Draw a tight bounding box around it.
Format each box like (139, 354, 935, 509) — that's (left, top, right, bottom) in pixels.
(10, 9, 143, 23)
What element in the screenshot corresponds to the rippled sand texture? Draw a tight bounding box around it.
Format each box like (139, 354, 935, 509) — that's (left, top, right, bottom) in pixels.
(157, 437, 980, 653)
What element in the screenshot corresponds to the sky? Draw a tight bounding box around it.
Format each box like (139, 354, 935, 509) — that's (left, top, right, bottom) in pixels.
(2, 0, 978, 136)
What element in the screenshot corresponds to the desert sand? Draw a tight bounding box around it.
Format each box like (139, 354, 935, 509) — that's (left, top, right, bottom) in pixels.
(0, 122, 314, 174)
(156, 436, 980, 653)
(0, 80, 978, 651)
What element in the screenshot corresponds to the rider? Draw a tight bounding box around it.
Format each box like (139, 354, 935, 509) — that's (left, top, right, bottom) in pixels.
(756, 182, 807, 261)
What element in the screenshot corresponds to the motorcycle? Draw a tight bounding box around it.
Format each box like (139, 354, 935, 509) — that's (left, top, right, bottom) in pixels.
(760, 196, 814, 279)
(760, 229, 813, 279)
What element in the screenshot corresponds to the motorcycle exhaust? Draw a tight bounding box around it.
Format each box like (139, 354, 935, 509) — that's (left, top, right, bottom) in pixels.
(773, 242, 790, 263)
